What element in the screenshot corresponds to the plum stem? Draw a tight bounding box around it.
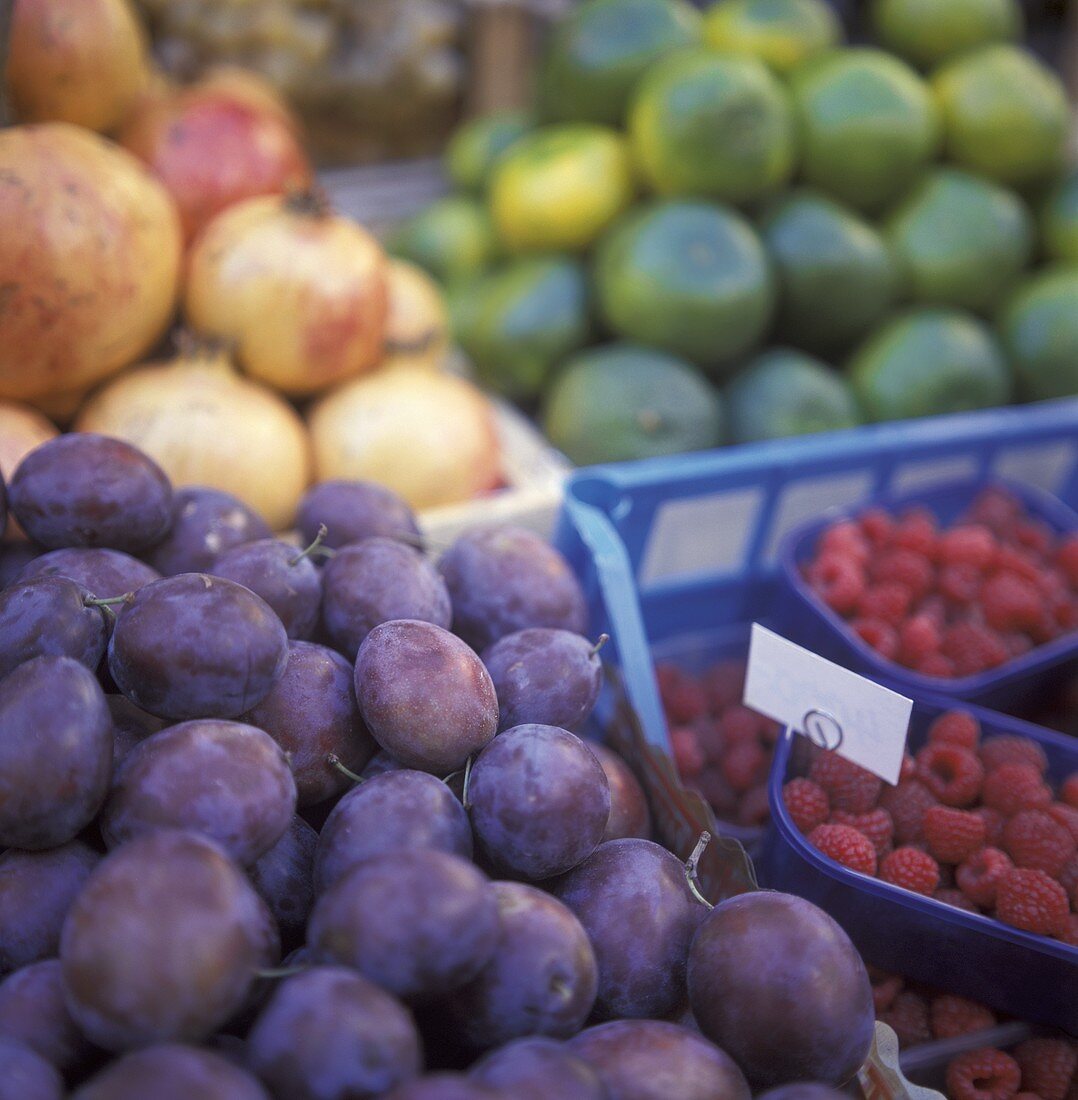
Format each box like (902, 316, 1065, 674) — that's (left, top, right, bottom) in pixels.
(461, 754, 474, 809)
(255, 965, 308, 979)
(327, 753, 364, 784)
(291, 524, 334, 565)
(589, 633, 610, 658)
(685, 831, 714, 910)
(84, 591, 133, 625)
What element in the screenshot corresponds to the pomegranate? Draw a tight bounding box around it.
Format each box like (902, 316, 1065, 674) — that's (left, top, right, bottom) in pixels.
(185, 192, 389, 396)
(120, 70, 313, 247)
(0, 123, 182, 405)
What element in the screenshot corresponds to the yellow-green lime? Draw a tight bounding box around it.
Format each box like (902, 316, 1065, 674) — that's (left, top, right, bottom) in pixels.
(1038, 171, 1078, 264)
(387, 196, 499, 286)
(538, 0, 702, 125)
(543, 344, 724, 464)
(884, 168, 1033, 314)
(703, 0, 842, 76)
(446, 110, 534, 194)
(761, 189, 900, 353)
(453, 256, 592, 402)
(629, 48, 796, 204)
(932, 45, 1069, 189)
(489, 124, 635, 254)
(725, 347, 861, 443)
(871, 0, 1022, 70)
(848, 308, 1011, 422)
(594, 199, 775, 373)
(999, 266, 1078, 401)
(789, 48, 939, 212)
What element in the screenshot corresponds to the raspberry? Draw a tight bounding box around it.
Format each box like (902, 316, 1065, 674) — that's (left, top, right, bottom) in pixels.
(939, 525, 998, 571)
(818, 520, 871, 565)
(808, 823, 877, 876)
(924, 805, 986, 864)
(782, 778, 830, 834)
(870, 971, 903, 1013)
(670, 726, 706, 779)
(857, 582, 913, 626)
(956, 847, 1014, 909)
(968, 486, 1023, 532)
(980, 736, 1048, 775)
(995, 544, 1043, 583)
(831, 808, 894, 859)
(1057, 535, 1078, 588)
(693, 768, 738, 817)
(982, 571, 1046, 634)
(721, 739, 767, 793)
(1014, 518, 1054, 557)
(893, 509, 938, 557)
(1013, 1039, 1077, 1100)
(927, 710, 981, 749)
(721, 704, 765, 745)
(1003, 809, 1077, 877)
(808, 553, 865, 615)
(850, 617, 899, 659)
(881, 780, 939, 845)
(946, 1048, 1022, 1100)
(809, 751, 882, 813)
(1064, 773, 1078, 809)
(737, 783, 770, 826)
(701, 660, 745, 712)
(995, 868, 1070, 937)
(1059, 853, 1078, 900)
(880, 846, 940, 896)
(930, 994, 997, 1040)
(692, 718, 724, 760)
(656, 664, 707, 723)
(1004, 633, 1035, 658)
(871, 548, 934, 601)
(982, 763, 1053, 817)
(1053, 801, 1078, 844)
(975, 806, 1006, 848)
(935, 886, 979, 912)
(941, 622, 1010, 676)
(916, 743, 984, 808)
(859, 507, 894, 548)
(879, 989, 931, 1047)
(917, 652, 958, 678)
(1061, 913, 1078, 947)
(897, 614, 943, 669)
(939, 564, 984, 606)
(899, 753, 917, 782)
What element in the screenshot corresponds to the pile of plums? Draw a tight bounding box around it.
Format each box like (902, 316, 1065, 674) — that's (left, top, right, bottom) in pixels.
(0, 433, 877, 1099)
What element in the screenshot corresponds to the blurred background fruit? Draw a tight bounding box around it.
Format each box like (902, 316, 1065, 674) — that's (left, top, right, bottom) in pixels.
(870, 0, 1024, 70)
(387, 195, 500, 287)
(702, 0, 841, 75)
(1039, 169, 1078, 262)
(447, 109, 535, 193)
(1000, 265, 1078, 401)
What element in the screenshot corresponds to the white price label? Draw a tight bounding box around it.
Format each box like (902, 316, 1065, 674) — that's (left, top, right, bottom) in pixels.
(744, 624, 912, 785)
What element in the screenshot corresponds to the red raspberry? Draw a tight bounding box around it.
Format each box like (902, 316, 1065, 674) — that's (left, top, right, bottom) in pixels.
(968, 486, 1023, 532)
(935, 886, 979, 912)
(1003, 809, 1077, 877)
(941, 622, 1010, 676)
(980, 735, 1048, 775)
(701, 660, 745, 713)
(809, 751, 883, 813)
(899, 753, 917, 782)
(871, 548, 934, 601)
(1013, 1038, 1078, 1100)
(982, 763, 1053, 817)
(982, 571, 1046, 634)
(879, 989, 931, 1047)
(1063, 773, 1078, 809)
(808, 823, 877, 876)
(851, 617, 899, 659)
(930, 994, 997, 1040)
(1061, 913, 1078, 947)
(1004, 633, 1035, 658)
(818, 520, 871, 565)
(924, 805, 986, 864)
(832, 808, 894, 859)
(859, 507, 894, 548)
(693, 768, 739, 818)
(782, 778, 830, 834)
(881, 780, 939, 845)
(956, 847, 1014, 908)
(893, 508, 938, 557)
(897, 614, 943, 669)
(880, 846, 940, 895)
(916, 742, 984, 807)
(995, 544, 1043, 583)
(939, 563, 984, 606)
(927, 710, 981, 749)
(656, 664, 707, 723)
(917, 652, 958, 678)
(721, 704, 765, 745)
(1058, 852, 1078, 900)
(857, 582, 913, 626)
(975, 806, 1006, 848)
(1057, 535, 1078, 587)
(946, 1048, 1021, 1100)
(1052, 803, 1078, 844)
(995, 867, 1070, 937)
(870, 970, 903, 1013)
(808, 552, 866, 615)
(939, 524, 998, 571)
(721, 739, 767, 793)
(737, 783, 770, 826)
(692, 718, 724, 760)
(1014, 518, 1054, 557)
(670, 726, 706, 779)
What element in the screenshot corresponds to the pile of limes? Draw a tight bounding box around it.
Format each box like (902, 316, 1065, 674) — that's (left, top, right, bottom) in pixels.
(388, 0, 1078, 465)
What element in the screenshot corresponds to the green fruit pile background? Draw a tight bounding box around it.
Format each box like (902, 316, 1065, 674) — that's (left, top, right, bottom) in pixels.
(388, 0, 1078, 467)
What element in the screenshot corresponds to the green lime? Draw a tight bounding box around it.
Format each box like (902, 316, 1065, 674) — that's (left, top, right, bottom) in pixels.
(489, 124, 635, 254)
(761, 189, 900, 354)
(543, 343, 724, 464)
(453, 256, 591, 402)
(789, 48, 939, 212)
(445, 110, 534, 194)
(884, 168, 1033, 314)
(629, 47, 796, 204)
(725, 347, 861, 443)
(702, 0, 842, 76)
(386, 196, 499, 286)
(848, 308, 1011, 421)
(538, 0, 702, 125)
(871, 0, 1022, 70)
(932, 45, 1069, 189)
(594, 199, 775, 373)
(1000, 265, 1078, 401)
(1038, 170, 1078, 264)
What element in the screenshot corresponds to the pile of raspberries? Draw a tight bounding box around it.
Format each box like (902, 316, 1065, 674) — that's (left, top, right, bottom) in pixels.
(802, 486, 1078, 678)
(656, 658, 779, 829)
(784, 709, 1078, 941)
